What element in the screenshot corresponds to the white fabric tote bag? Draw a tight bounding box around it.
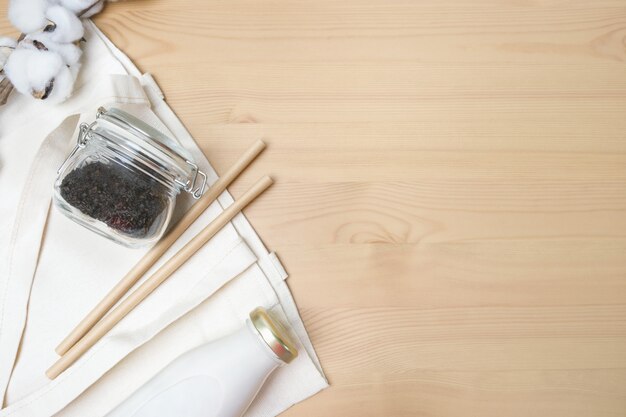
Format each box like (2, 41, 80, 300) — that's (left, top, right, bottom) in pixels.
(0, 21, 327, 417)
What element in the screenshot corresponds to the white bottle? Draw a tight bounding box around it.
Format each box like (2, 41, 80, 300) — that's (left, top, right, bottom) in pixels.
(106, 307, 298, 417)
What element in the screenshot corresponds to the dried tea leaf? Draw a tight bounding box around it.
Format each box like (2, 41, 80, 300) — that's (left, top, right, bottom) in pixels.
(59, 161, 168, 237)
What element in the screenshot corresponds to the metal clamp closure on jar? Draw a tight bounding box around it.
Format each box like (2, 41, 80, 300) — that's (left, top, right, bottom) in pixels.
(54, 107, 209, 247)
(59, 107, 207, 199)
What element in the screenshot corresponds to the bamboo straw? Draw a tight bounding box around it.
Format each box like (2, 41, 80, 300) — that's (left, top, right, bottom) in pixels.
(55, 140, 266, 356)
(47, 176, 273, 379)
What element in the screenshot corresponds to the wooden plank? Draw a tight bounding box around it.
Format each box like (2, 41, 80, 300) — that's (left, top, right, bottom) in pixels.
(2, 0, 626, 415)
(280, 241, 626, 308)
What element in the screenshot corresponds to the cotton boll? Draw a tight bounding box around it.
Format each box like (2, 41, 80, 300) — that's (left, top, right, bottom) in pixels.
(4, 49, 63, 96)
(23, 33, 83, 66)
(3, 48, 65, 99)
(8, 0, 48, 33)
(49, 42, 82, 67)
(43, 64, 76, 103)
(4, 50, 33, 94)
(45, 5, 84, 43)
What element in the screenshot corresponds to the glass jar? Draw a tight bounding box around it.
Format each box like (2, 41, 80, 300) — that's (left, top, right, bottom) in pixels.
(54, 107, 207, 248)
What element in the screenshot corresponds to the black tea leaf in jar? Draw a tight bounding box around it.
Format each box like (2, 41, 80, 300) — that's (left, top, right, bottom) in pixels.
(53, 107, 207, 248)
(59, 162, 167, 237)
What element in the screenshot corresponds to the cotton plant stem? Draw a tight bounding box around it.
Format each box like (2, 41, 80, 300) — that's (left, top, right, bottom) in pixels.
(1, 36, 29, 105)
(46, 175, 274, 380)
(0, 77, 13, 105)
(55, 139, 266, 356)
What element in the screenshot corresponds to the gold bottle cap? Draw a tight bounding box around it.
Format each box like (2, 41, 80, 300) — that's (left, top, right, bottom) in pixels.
(250, 307, 298, 364)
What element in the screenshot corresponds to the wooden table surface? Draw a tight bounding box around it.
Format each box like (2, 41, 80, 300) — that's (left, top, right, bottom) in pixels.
(3, 1, 626, 416)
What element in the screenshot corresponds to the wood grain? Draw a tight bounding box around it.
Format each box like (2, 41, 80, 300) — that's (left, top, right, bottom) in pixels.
(3, 0, 626, 415)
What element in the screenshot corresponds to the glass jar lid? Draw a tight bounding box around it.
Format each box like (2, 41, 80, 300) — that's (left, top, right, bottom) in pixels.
(65, 107, 207, 199)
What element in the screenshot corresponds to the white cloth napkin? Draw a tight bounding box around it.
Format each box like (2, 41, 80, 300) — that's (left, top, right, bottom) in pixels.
(0, 21, 327, 417)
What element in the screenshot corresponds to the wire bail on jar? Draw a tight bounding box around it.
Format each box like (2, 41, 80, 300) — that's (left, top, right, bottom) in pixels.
(57, 122, 91, 176)
(58, 108, 208, 199)
(176, 161, 207, 199)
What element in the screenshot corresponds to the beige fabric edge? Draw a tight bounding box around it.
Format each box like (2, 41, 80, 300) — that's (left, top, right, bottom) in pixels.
(0, 73, 151, 405)
(0, 19, 328, 417)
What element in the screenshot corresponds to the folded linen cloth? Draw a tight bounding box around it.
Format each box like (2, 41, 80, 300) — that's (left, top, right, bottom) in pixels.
(0, 20, 327, 417)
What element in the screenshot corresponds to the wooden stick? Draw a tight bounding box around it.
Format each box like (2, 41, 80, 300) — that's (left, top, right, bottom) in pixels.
(55, 140, 266, 356)
(47, 176, 273, 379)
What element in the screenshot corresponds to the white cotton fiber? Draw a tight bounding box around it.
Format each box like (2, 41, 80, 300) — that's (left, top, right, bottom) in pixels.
(3, 50, 36, 94)
(24, 33, 83, 66)
(8, 0, 48, 33)
(4, 0, 113, 104)
(45, 5, 84, 43)
(0, 37, 17, 67)
(25, 53, 63, 93)
(49, 42, 82, 66)
(0, 52, 9, 68)
(3, 49, 64, 96)
(0, 37, 17, 49)
(58, 0, 101, 14)
(44, 64, 76, 103)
